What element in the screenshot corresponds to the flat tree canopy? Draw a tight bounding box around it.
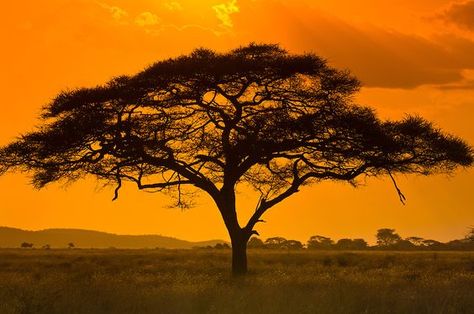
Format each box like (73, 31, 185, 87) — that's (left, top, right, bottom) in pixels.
(1, 43, 472, 274)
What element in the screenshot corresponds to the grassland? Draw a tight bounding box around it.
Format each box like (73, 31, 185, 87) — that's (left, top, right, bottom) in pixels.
(0, 249, 473, 314)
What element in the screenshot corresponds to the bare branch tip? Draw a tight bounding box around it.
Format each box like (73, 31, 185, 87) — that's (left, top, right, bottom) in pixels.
(251, 230, 260, 236)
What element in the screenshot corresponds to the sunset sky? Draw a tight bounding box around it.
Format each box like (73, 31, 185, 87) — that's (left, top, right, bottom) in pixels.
(1, 0, 473, 243)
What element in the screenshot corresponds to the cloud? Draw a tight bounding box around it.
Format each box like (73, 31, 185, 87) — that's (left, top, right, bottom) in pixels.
(435, 69, 474, 89)
(441, 0, 474, 31)
(109, 6, 128, 20)
(437, 81, 474, 89)
(308, 28, 474, 88)
(10, 0, 474, 90)
(97, 3, 128, 21)
(231, 0, 474, 89)
(212, 0, 239, 28)
(164, 1, 183, 11)
(135, 12, 161, 27)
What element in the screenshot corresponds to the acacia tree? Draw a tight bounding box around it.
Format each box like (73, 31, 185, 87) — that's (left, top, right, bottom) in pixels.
(307, 235, 334, 249)
(376, 228, 402, 247)
(0, 44, 472, 275)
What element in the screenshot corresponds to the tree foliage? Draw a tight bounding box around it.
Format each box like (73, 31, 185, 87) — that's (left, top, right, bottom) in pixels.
(264, 237, 288, 249)
(1, 44, 471, 209)
(376, 228, 402, 247)
(307, 235, 334, 249)
(248, 237, 265, 249)
(335, 238, 368, 250)
(284, 240, 304, 250)
(406, 236, 425, 246)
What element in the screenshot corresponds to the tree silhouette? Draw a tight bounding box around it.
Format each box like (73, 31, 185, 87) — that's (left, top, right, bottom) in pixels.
(422, 239, 443, 249)
(352, 239, 369, 250)
(0, 43, 472, 275)
(335, 238, 368, 250)
(406, 236, 425, 247)
(264, 237, 288, 249)
(307, 235, 334, 249)
(214, 242, 230, 249)
(285, 240, 304, 250)
(376, 228, 402, 247)
(248, 237, 265, 249)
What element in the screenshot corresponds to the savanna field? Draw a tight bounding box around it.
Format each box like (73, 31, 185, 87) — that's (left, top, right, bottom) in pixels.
(0, 249, 473, 314)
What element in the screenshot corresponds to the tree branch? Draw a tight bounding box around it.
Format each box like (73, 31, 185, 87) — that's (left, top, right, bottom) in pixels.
(387, 170, 406, 205)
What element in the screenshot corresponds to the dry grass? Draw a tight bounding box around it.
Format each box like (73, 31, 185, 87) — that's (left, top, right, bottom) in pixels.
(0, 249, 473, 314)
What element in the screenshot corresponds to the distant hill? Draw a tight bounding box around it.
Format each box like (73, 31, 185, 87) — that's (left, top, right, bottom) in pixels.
(0, 227, 227, 249)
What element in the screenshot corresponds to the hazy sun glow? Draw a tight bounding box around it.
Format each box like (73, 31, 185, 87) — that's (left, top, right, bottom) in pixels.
(0, 0, 473, 243)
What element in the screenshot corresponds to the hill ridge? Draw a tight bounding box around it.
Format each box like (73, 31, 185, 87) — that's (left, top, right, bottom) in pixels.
(0, 226, 226, 249)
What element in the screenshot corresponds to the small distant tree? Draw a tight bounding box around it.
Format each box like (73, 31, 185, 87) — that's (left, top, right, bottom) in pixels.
(307, 235, 334, 249)
(264, 237, 287, 249)
(406, 236, 425, 247)
(334, 238, 368, 250)
(352, 239, 369, 250)
(248, 237, 265, 249)
(68, 242, 75, 249)
(20, 242, 33, 248)
(445, 239, 465, 250)
(42, 244, 51, 250)
(0, 44, 472, 275)
(422, 239, 442, 248)
(335, 238, 353, 250)
(214, 242, 230, 249)
(394, 239, 416, 250)
(285, 240, 304, 250)
(376, 229, 402, 247)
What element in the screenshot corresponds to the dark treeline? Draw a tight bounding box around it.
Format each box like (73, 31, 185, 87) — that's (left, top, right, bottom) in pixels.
(19, 228, 474, 251)
(233, 228, 474, 251)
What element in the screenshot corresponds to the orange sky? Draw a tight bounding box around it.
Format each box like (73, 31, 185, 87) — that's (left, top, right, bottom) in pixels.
(0, 0, 473, 243)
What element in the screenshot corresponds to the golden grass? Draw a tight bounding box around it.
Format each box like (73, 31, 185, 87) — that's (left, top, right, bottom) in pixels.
(0, 249, 473, 313)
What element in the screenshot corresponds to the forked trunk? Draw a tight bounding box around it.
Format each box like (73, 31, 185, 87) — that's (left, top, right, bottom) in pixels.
(217, 188, 250, 276)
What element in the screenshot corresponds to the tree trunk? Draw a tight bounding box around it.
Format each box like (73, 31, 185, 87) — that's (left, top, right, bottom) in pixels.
(231, 233, 248, 276)
(216, 186, 250, 276)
